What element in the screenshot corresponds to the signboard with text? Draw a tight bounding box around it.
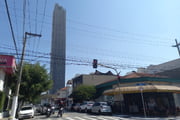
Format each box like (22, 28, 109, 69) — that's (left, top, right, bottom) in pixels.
(0, 55, 16, 74)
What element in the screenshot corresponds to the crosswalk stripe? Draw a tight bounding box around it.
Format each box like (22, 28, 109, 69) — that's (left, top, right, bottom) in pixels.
(74, 116, 87, 120)
(82, 116, 98, 120)
(100, 116, 120, 120)
(66, 117, 76, 120)
(93, 117, 107, 120)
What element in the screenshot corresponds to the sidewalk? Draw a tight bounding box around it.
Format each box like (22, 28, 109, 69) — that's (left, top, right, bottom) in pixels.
(114, 114, 180, 120)
(0, 117, 18, 120)
(0, 118, 8, 120)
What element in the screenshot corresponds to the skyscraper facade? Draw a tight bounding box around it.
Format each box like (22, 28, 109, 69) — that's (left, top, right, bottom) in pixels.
(50, 4, 66, 94)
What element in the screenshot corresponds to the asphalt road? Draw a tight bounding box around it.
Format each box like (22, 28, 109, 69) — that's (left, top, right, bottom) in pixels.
(18, 111, 180, 120)
(28, 112, 127, 120)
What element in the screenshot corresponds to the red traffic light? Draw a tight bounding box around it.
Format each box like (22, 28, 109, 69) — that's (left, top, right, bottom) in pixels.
(93, 59, 98, 68)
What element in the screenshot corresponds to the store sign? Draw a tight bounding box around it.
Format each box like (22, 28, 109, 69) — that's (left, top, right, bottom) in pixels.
(0, 55, 16, 74)
(0, 58, 7, 64)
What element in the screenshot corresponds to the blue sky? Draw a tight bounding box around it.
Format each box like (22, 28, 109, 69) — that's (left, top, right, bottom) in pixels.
(0, 0, 180, 83)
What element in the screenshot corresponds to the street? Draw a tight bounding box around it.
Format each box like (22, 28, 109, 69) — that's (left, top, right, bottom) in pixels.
(22, 111, 180, 120)
(28, 112, 128, 120)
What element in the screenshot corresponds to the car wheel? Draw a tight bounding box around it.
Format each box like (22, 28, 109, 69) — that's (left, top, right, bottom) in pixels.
(85, 108, 87, 113)
(98, 110, 101, 115)
(109, 112, 112, 116)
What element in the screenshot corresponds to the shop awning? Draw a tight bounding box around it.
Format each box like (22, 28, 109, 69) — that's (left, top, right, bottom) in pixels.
(103, 89, 115, 96)
(103, 85, 180, 95)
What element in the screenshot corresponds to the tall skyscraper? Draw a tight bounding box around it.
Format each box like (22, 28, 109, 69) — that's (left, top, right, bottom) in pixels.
(50, 4, 66, 94)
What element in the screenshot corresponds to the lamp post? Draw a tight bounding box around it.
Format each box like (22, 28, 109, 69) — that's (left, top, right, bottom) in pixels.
(95, 62, 123, 113)
(139, 87, 147, 118)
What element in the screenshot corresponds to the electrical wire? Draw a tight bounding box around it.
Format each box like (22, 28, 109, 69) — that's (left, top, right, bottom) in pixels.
(1, 45, 174, 72)
(4, 0, 19, 60)
(27, 0, 32, 32)
(0, 4, 174, 45)
(13, 0, 21, 49)
(0, 43, 169, 67)
(35, 0, 47, 57)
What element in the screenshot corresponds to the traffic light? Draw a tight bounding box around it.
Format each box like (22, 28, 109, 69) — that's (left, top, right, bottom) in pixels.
(93, 59, 98, 68)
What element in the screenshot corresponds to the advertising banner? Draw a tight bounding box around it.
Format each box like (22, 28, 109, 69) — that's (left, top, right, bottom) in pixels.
(0, 55, 16, 74)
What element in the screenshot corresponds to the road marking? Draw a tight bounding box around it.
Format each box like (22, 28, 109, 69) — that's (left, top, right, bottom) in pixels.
(66, 117, 76, 120)
(82, 116, 100, 120)
(74, 116, 87, 120)
(99, 116, 121, 120)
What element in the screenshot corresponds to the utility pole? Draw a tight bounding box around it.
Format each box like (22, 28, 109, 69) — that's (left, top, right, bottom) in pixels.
(11, 32, 41, 120)
(172, 39, 180, 57)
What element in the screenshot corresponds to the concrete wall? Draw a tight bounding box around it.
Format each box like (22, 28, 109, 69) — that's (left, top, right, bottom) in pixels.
(83, 75, 117, 86)
(0, 69, 5, 91)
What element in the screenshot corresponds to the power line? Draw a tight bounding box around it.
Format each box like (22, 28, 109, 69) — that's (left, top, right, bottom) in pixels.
(1, 48, 174, 73)
(0, 4, 174, 45)
(13, 0, 21, 48)
(27, 0, 32, 32)
(40, 0, 47, 34)
(1, 43, 168, 67)
(4, 0, 19, 60)
(35, 0, 38, 33)
(22, 0, 26, 44)
(36, 0, 47, 57)
(67, 19, 172, 42)
(0, 6, 173, 48)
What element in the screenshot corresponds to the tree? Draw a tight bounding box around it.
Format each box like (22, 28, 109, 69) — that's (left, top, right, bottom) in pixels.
(72, 85, 96, 103)
(11, 62, 53, 104)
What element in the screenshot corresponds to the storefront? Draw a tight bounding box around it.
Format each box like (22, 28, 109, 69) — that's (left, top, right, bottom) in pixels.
(104, 84, 180, 116)
(0, 55, 16, 118)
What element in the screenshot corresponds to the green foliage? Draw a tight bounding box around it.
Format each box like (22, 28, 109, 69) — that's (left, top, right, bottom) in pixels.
(11, 62, 53, 103)
(72, 85, 96, 102)
(0, 91, 5, 112)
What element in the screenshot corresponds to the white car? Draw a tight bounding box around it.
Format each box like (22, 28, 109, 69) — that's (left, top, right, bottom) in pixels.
(18, 106, 35, 119)
(91, 102, 112, 115)
(79, 101, 94, 112)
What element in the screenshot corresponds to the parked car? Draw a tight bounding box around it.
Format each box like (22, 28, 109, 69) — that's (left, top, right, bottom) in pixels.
(91, 102, 112, 115)
(71, 103, 76, 111)
(18, 106, 35, 119)
(73, 103, 81, 112)
(79, 101, 94, 112)
(34, 104, 42, 113)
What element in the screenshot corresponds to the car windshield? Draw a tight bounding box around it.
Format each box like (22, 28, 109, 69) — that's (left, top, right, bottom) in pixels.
(101, 103, 107, 106)
(21, 107, 32, 110)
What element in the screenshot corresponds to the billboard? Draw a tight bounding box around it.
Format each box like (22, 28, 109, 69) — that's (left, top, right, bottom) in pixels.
(0, 55, 16, 74)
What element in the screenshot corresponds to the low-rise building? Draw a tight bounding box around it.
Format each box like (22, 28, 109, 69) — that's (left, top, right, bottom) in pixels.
(0, 55, 16, 118)
(141, 58, 180, 79)
(72, 70, 117, 89)
(98, 72, 180, 117)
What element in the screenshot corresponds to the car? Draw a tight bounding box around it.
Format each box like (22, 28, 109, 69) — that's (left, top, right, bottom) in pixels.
(73, 103, 81, 112)
(79, 101, 94, 113)
(18, 106, 35, 119)
(91, 102, 112, 115)
(86, 101, 95, 113)
(34, 104, 42, 113)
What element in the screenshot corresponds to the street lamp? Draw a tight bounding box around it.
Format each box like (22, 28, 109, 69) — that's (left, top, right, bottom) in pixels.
(93, 61, 123, 113)
(139, 87, 147, 118)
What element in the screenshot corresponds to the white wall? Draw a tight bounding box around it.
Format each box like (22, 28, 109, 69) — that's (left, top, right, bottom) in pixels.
(0, 69, 5, 91)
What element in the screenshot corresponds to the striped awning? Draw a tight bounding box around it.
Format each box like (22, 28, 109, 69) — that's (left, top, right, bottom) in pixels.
(103, 85, 180, 95)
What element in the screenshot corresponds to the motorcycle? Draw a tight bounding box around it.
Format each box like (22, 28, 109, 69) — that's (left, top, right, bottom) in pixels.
(57, 107, 64, 117)
(46, 108, 51, 117)
(51, 106, 55, 114)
